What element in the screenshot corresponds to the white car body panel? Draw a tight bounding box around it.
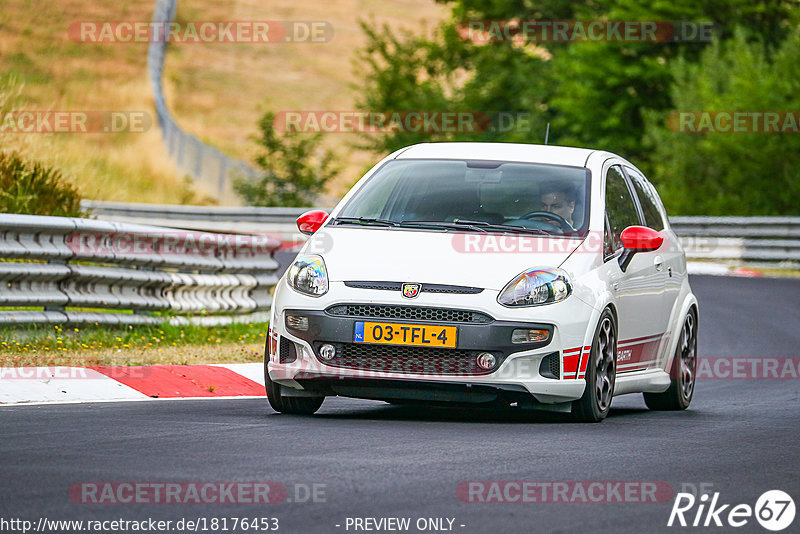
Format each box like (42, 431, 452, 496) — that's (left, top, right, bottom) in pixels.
(316, 227, 584, 290)
(269, 143, 698, 410)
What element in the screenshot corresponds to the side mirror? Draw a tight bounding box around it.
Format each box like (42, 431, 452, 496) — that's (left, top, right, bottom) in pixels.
(618, 226, 663, 272)
(297, 210, 329, 235)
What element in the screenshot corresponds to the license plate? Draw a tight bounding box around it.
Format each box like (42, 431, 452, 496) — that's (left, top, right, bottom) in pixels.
(354, 321, 457, 348)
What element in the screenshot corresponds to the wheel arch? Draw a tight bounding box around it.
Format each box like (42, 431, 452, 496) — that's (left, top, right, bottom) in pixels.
(579, 296, 618, 349)
(664, 292, 699, 374)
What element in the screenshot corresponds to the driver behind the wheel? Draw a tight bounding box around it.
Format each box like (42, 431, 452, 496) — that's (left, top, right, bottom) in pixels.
(539, 181, 577, 230)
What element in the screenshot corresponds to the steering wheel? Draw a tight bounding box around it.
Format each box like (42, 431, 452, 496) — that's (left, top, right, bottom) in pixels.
(518, 211, 574, 233)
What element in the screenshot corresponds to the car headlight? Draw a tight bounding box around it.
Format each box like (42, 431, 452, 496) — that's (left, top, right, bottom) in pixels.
(497, 268, 572, 307)
(286, 255, 328, 297)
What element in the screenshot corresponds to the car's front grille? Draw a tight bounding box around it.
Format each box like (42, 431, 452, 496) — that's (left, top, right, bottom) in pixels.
(326, 304, 493, 324)
(315, 342, 498, 376)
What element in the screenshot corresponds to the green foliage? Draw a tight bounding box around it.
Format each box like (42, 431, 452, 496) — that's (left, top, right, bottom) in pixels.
(548, 0, 799, 159)
(355, 20, 552, 154)
(0, 151, 82, 217)
(356, 0, 800, 214)
(643, 28, 800, 215)
(234, 111, 338, 207)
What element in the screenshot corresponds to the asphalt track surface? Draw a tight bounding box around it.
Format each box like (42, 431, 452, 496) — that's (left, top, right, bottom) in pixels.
(1, 275, 799, 534)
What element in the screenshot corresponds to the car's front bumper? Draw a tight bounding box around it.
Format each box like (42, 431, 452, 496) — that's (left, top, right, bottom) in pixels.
(268, 280, 597, 405)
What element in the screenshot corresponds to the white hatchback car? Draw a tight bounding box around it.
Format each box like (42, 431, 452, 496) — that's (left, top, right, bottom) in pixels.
(265, 143, 698, 422)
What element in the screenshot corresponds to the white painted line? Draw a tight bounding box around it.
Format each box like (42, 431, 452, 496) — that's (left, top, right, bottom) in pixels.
(0, 367, 149, 404)
(212, 363, 265, 386)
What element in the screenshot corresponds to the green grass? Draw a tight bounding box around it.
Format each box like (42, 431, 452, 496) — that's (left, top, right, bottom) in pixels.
(0, 321, 269, 367)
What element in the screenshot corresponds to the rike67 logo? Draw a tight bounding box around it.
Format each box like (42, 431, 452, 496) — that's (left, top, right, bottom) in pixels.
(668, 490, 795, 531)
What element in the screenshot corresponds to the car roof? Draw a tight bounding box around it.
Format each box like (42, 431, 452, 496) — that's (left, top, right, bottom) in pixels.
(393, 142, 599, 167)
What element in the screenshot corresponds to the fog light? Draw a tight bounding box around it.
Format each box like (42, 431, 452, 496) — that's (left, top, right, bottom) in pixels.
(286, 315, 309, 331)
(476, 352, 496, 370)
(319, 343, 336, 361)
(511, 328, 550, 344)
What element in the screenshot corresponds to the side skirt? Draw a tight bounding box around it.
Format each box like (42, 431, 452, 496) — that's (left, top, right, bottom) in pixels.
(614, 369, 671, 396)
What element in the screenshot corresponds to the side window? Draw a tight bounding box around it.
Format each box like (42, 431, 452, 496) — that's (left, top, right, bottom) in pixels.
(604, 216, 616, 258)
(604, 165, 640, 254)
(625, 167, 666, 231)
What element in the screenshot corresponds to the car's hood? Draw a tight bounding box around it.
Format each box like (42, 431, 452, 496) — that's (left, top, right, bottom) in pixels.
(301, 227, 585, 291)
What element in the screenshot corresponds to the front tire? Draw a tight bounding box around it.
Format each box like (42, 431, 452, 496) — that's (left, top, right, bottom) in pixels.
(644, 309, 697, 411)
(264, 361, 324, 415)
(572, 309, 617, 423)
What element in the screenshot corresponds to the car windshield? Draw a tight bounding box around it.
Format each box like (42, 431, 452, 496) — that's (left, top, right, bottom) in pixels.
(334, 159, 590, 236)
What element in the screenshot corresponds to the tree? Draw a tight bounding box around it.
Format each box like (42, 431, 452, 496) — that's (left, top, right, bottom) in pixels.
(355, 19, 553, 155)
(234, 112, 338, 207)
(643, 28, 800, 215)
(357, 0, 800, 163)
(548, 0, 800, 160)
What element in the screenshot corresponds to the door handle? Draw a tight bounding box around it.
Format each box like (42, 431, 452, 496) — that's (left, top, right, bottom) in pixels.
(610, 274, 619, 291)
(654, 255, 664, 271)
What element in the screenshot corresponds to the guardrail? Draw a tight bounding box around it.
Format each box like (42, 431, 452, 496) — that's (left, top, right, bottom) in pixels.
(82, 200, 309, 237)
(83, 201, 800, 267)
(0, 214, 281, 326)
(148, 0, 258, 203)
(670, 216, 800, 266)
(4, 211, 795, 327)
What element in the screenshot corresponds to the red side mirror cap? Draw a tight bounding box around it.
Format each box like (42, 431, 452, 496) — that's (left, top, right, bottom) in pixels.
(297, 210, 329, 235)
(620, 225, 663, 252)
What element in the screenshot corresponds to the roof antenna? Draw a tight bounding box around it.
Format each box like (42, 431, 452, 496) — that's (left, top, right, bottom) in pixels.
(544, 122, 550, 145)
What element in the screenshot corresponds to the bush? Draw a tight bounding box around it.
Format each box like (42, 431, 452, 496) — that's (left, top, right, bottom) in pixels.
(0, 151, 82, 217)
(234, 112, 337, 207)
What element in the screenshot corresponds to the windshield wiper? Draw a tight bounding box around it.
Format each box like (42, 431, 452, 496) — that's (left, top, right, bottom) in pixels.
(334, 217, 399, 227)
(396, 220, 488, 232)
(452, 219, 551, 236)
(333, 217, 545, 235)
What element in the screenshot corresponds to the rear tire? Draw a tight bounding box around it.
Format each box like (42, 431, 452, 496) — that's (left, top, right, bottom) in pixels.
(644, 309, 697, 411)
(264, 360, 324, 415)
(572, 309, 617, 423)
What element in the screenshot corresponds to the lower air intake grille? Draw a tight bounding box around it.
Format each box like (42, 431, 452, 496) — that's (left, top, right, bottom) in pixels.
(326, 304, 493, 324)
(315, 343, 498, 376)
(279, 336, 297, 364)
(539, 351, 560, 379)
